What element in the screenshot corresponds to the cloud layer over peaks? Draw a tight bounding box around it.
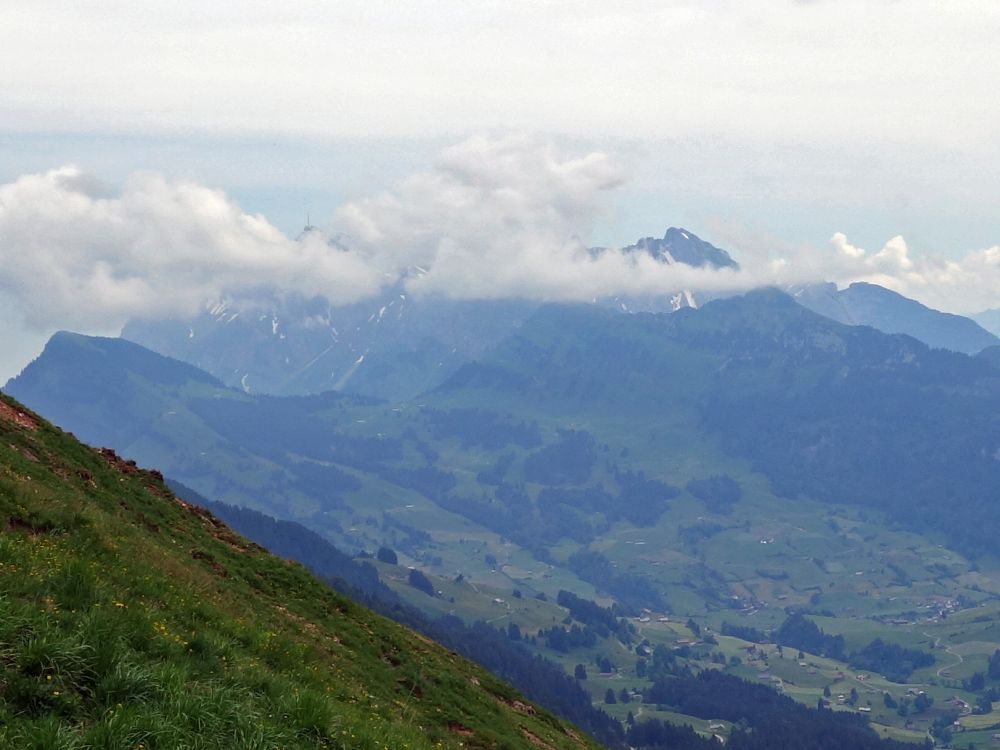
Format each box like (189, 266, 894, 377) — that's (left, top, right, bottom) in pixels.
(825, 233, 1000, 314)
(0, 167, 382, 329)
(1, 135, 997, 338)
(333, 134, 749, 300)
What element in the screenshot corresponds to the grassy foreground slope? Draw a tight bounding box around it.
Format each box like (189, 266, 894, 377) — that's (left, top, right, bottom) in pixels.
(0, 394, 599, 750)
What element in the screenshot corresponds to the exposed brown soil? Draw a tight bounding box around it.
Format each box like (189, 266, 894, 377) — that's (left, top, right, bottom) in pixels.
(495, 694, 536, 716)
(98, 447, 139, 475)
(0, 401, 39, 431)
(520, 728, 558, 750)
(16, 446, 39, 462)
(6, 517, 51, 535)
(447, 721, 474, 737)
(190, 548, 228, 577)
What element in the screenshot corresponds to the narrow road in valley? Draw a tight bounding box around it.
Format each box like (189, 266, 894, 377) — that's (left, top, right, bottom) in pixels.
(923, 631, 964, 678)
(936, 644, 964, 678)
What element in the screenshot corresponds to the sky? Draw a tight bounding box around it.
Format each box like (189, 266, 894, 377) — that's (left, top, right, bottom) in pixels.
(2, 1, 1000, 380)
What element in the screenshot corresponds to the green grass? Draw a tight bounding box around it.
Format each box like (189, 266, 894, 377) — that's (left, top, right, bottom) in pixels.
(0, 394, 598, 750)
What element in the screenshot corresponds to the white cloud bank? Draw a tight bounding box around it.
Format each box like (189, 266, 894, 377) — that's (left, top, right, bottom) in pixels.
(0, 167, 382, 329)
(822, 233, 1000, 314)
(332, 134, 749, 301)
(1, 135, 997, 337)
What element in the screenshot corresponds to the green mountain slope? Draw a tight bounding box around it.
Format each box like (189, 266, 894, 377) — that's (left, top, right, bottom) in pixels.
(0, 393, 600, 750)
(438, 290, 1000, 554)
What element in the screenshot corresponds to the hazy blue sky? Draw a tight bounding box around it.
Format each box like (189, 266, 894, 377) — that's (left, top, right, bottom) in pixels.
(2, 1, 999, 380)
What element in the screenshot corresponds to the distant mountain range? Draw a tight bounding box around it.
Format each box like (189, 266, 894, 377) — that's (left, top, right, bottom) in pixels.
(973, 307, 1000, 338)
(120, 228, 738, 401)
(123, 290, 536, 401)
(791, 281, 999, 355)
(120, 227, 996, 402)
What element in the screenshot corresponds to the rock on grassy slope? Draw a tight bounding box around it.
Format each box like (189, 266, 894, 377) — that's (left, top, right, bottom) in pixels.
(0, 393, 601, 750)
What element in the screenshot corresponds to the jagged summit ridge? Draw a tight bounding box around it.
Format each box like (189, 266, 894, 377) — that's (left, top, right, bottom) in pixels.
(621, 227, 740, 270)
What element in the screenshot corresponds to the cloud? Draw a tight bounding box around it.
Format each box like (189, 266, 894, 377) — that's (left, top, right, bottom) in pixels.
(1, 135, 997, 342)
(820, 233, 1000, 313)
(328, 135, 998, 311)
(701, 222, 1000, 313)
(6, 135, 764, 337)
(0, 166, 382, 330)
(333, 134, 757, 300)
(0, 134, 766, 338)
